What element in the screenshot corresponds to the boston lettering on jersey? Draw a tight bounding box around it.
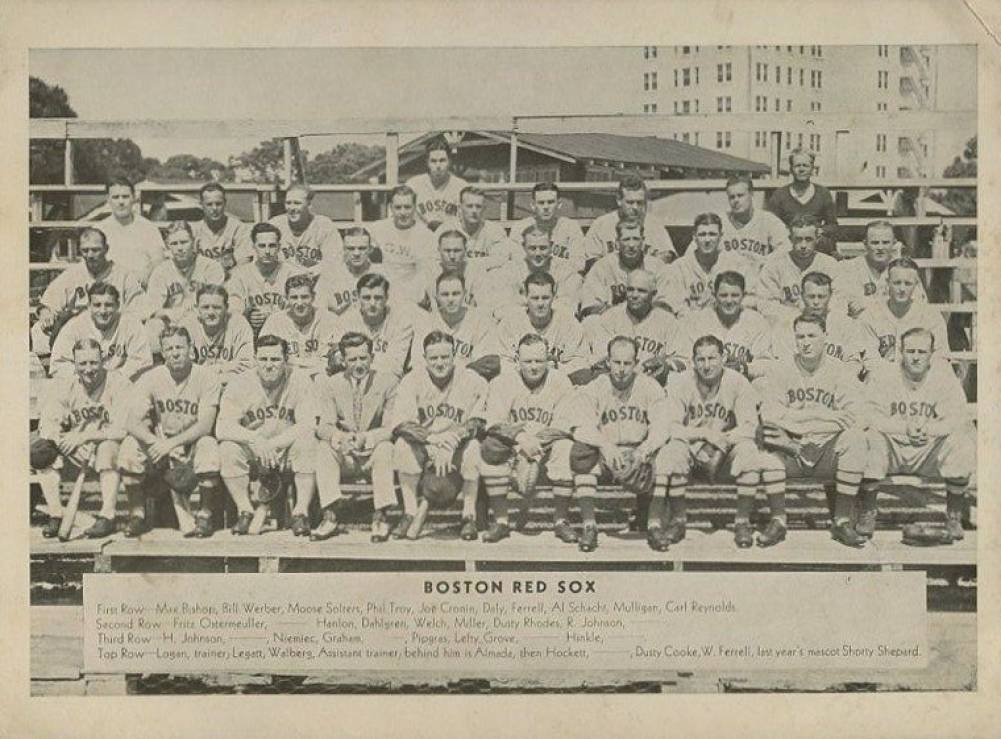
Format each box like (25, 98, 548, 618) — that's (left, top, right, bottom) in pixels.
(242, 405, 297, 425)
(724, 342, 753, 365)
(890, 400, 939, 419)
(282, 245, 323, 266)
(329, 287, 358, 311)
(786, 387, 836, 408)
(285, 338, 322, 356)
(722, 237, 771, 256)
(683, 401, 736, 428)
(635, 336, 666, 355)
(418, 200, 459, 222)
(417, 403, 466, 424)
(248, 292, 287, 309)
(194, 345, 235, 362)
(154, 398, 200, 417)
(508, 406, 554, 426)
(781, 284, 802, 304)
(63, 405, 110, 429)
(600, 406, 649, 425)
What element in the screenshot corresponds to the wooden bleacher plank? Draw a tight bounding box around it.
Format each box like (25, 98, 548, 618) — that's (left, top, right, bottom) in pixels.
(29, 526, 110, 557)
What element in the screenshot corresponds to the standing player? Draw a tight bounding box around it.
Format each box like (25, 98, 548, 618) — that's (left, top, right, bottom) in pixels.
(117, 326, 222, 538)
(260, 273, 340, 380)
(756, 314, 869, 547)
(719, 175, 791, 281)
(191, 183, 253, 275)
(333, 274, 416, 380)
(833, 220, 926, 317)
(547, 336, 666, 552)
(314, 226, 394, 315)
(483, 226, 583, 317)
(269, 184, 343, 279)
(578, 220, 670, 317)
(583, 176, 676, 268)
(390, 331, 488, 541)
(226, 223, 304, 336)
(49, 283, 153, 381)
(478, 334, 575, 542)
(434, 186, 519, 271)
(765, 149, 839, 256)
(313, 332, 398, 542)
(367, 185, 436, 296)
(406, 138, 469, 230)
(510, 182, 586, 274)
(858, 328, 975, 540)
(857, 257, 948, 364)
(216, 335, 318, 536)
(35, 339, 130, 539)
(179, 285, 255, 388)
(411, 273, 500, 376)
(97, 176, 166, 287)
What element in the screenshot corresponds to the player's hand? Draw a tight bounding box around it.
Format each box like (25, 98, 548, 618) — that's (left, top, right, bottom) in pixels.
(430, 445, 454, 476)
(633, 440, 659, 462)
(249, 308, 268, 330)
(37, 311, 55, 331)
(55, 432, 83, 456)
(251, 439, 280, 469)
(515, 432, 543, 461)
(601, 444, 628, 472)
(847, 299, 866, 318)
(147, 438, 177, 464)
(906, 420, 928, 446)
(699, 429, 729, 450)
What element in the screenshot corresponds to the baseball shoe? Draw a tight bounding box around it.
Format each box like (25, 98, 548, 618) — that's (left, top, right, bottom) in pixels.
(310, 509, 339, 542)
(370, 511, 390, 543)
(85, 516, 116, 539)
(42, 517, 62, 538)
(192, 511, 214, 539)
(831, 521, 865, 548)
(407, 499, 430, 541)
(459, 517, 478, 541)
(945, 514, 964, 542)
(578, 525, 599, 552)
(855, 488, 878, 539)
(756, 519, 787, 548)
(482, 522, 511, 543)
(391, 514, 413, 540)
(646, 527, 670, 552)
(125, 516, 147, 539)
(855, 510, 877, 539)
(231, 511, 253, 536)
(554, 520, 579, 544)
(664, 519, 687, 545)
(290, 513, 311, 537)
(734, 522, 754, 549)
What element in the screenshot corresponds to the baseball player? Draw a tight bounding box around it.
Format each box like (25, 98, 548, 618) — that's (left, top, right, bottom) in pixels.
(333, 273, 416, 380)
(857, 257, 949, 364)
(406, 138, 469, 230)
(676, 271, 774, 381)
(35, 339, 130, 539)
(719, 175, 791, 281)
(260, 273, 340, 380)
(179, 284, 255, 387)
(118, 326, 222, 538)
(191, 182, 253, 275)
(583, 269, 684, 386)
(97, 176, 167, 288)
(434, 186, 519, 271)
(49, 282, 153, 381)
(34, 226, 144, 355)
(659, 212, 759, 317)
(314, 226, 395, 314)
(583, 176, 676, 268)
(495, 271, 589, 378)
(510, 182, 587, 274)
(390, 331, 488, 541)
(757, 214, 841, 324)
(367, 185, 436, 297)
(833, 220, 927, 317)
(216, 334, 318, 537)
(755, 313, 869, 547)
(269, 184, 343, 279)
(416, 229, 490, 311)
(313, 332, 398, 542)
(479, 334, 575, 542)
(578, 219, 671, 317)
(547, 336, 666, 552)
(858, 327, 975, 541)
(765, 148, 839, 256)
(226, 222, 304, 336)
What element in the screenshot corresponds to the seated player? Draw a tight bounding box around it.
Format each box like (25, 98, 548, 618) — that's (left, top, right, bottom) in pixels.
(858, 328, 975, 541)
(180, 285, 255, 388)
(216, 335, 318, 536)
(755, 313, 869, 547)
(260, 273, 339, 381)
(676, 271, 773, 381)
(314, 226, 394, 314)
(434, 186, 519, 271)
(483, 225, 583, 317)
(367, 185, 436, 300)
(858, 257, 949, 364)
(333, 274, 415, 380)
(226, 222, 304, 337)
(35, 339, 130, 539)
(269, 184, 343, 279)
(118, 326, 222, 538)
(495, 272, 589, 378)
(833, 220, 926, 317)
(757, 214, 840, 325)
(479, 334, 575, 542)
(547, 336, 666, 552)
(510, 182, 586, 274)
(583, 269, 684, 386)
(719, 175, 791, 282)
(50, 282, 153, 381)
(583, 176, 676, 268)
(406, 138, 469, 230)
(649, 336, 784, 548)
(416, 229, 490, 311)
(389, 331, 488, 541)
(313, 332, 398, 542)
(192, 182, 253, 276)
(578, 219, 671, 318)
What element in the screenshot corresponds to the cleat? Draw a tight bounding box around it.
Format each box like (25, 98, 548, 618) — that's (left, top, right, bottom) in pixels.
(85, 516, 116, 539)
(646, 527, 670, 552)
(231, 511, 253, 536)
(756, 519, 787, 548)
(407, 499, 430, 540)
(831, 521, 866, 548)
(42, 517, 62, 539)
(945, 514, 965, 542)
(370, 512, 390, 543)
(734, 522, 754, 549)
(125, 516, 147, 538)
(578, 525, 599, 552)
(481, 522, 511, 543)
(310, 509, 339, 542)
(554, 520, 579, 543)
(192, 511, 214, 539)
(458, 516, 478, 541)
(290, 513, 311, 537)
(855, 510, 877, 539)
(664, 519, 687, 545)
(391, 514, 413, 540)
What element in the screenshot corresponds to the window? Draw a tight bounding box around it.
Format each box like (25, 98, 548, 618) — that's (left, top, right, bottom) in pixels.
(817, 70, 822, 89)
(682, 68, 691, 86)
(694, 132, 700, 146)
(643, 73, 649, 91)
(682, 100, 690, 114)
(877, 70, 888, 89)
(774, 97, 780, 112)
(877, 101, 887, 111)
(644, 46, 649, 59)
(725, 96, 732, 112)
(799, 68, 804, 86)
(755, 63, 762, 82)
(650, 103, 657, 113)
(695, 98, 700, 113)
(816, 136, 821, 153)
(717, 63, 724, 82)
(682, 132, 690, 143)
(797, 133, 803, 149)
(725, 62, 732, 81)
(786, 99, 793, 112)
(694, 67, 699, 84)
(800, 45, 805, 54)
(764, 64, 768, 82)
(651, 72, 658, 90)
(674, 69, 678, 87)
(717, 131, 723, 149)
(775, 65, 781, 83)
(643, 104, 649, 113)
(717, 96, 723, 113)
(785, 131, 791, 150)
(673, 101, 679, 114)
(787, 45, 793, 52)
(787, 67, 792, 85)
(725, 131, 731, 149)
(682, 45, 690, 54)
(876, 133, 887, 152)
(651, 46, 658, 58)
(876, 165, 886, 178)
(717, 62, 732, 83)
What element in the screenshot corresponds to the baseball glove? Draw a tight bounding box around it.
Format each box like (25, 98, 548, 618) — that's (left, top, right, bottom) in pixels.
(611, 450, 656, 497)
(466, 355, 501, 381)
(163, 459, 198, 496)
(480, 434, 515, 465)
(251, 468, 287, 505)
(30, 437, 60, 470)
(512, 456, 542, 498)
(395, 422, 430, 446)
(694, 441, 726, 482)
(901, 522, 955, 547)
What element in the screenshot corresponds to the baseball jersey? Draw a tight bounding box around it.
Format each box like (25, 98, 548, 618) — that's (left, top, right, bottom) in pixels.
(97, 214, 167, 287)
(406, 173, 469, 230)
(367, 217, 437, 291)
(179, 312, 255, 383)
(584, 304, 683, 366)
(130, 363, 221, 437)
(758, 250, 840, 313)
(226, 261, 304, 323)
(757, 355, 862, 435)
(39, 370, 132, 440)
(771, 310, 878, 373)
(260, 309, 339, 374)
(864, 361, 972, 437)
(315, 369, 398, 433)
(578, 254, 671, 313)
(411, 307, 500, 372)
(219, 367, 314, 439)
(832, 255, 928, 307)
(314, 262, 386, 315)
(486, 368, 575, 436)
(418, 263, 491, 312)
(661, 368, 758, 438)
(480, 259, 583, 316)
(857, 299, 950, 364)
(583, 212, 677, 263)
(511, 216, 587, 273)
(495, 306, 589, 373)
(659, 246, 757, 314)
(39, 260, 143, 320)
(389, 367, 488, 434)
(145, 255, 226, 322)
(719, 208, 791, 279)
(49, 312, 153, 381)
(434, 218, 519, 271)
(191, 217, 253, 275)
(676, 306, 773, 370)
(334, 305, 416, 380)
(268, 213, 344, 278)
(570, 373, 665, 446)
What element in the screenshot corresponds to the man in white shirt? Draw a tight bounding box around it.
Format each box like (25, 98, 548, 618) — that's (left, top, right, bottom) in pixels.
(367, 185, 436, 296)
(583, 175, 676, 269)
(97, 176, 166, 288)
(510, 182, 587, 274)
(434, 186, 519, 271)
(406, 138, 469, 230)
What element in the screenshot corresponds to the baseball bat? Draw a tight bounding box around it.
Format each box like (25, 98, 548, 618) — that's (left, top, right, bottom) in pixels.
(58, 451, 94, 542)
(171, 489, 196, 535)
(248, 498, 270, 535)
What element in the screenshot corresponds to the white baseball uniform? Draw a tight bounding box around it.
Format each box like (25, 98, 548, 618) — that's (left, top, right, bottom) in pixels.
(406, 173, 469, 230)
(268, 213, 344, 278)
(857, 299, 950, 364)
(49, 312, 153, 381)
(511, 216, 587, 274)
(495, 306, 589, 374)
(583, 212, 676, 264)
(192, 217, 253, 275)
(719, 208, 791, 280)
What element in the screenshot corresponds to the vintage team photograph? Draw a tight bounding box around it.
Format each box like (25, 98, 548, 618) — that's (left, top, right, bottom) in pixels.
(26, 44, 978, 696)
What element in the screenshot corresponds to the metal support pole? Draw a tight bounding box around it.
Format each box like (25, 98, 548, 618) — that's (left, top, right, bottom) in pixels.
(386, 132, 399, 186)
(282, 138, 293, 188)
(63, 138, 74, 186)
(507, 122, 518, 221)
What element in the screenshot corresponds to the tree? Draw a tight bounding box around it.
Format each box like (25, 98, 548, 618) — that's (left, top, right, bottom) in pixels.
(306, 143, 385, 183)
(230, 139, 286, 183)
(933, 135, 976, 216)
(147, 154, 234, 182)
